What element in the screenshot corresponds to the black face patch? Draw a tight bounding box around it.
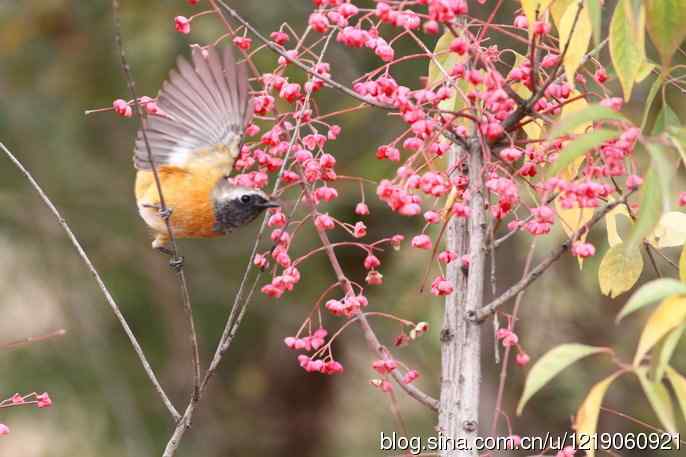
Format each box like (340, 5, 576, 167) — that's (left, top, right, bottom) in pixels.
(213, 192, 272, 233)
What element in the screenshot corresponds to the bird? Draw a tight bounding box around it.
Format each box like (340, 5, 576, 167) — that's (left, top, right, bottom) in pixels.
(132, 45, 278, 255)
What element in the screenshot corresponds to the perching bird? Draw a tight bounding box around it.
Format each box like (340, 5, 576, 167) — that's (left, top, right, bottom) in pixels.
(132, 46, 278, 254)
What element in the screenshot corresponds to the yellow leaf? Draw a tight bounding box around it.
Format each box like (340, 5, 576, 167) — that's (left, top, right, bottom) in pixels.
(636, 60, 656, 83)
(645, 0, 686, 66)
(559, 4, 592, 84)
(598, 243, 644, 298)
(634, 296, 686, 366)
(559, 92, 589, 134)
(605, 202, 632, 248)
(680, 244, 686, 282)
(636, 368, 678, 434)
(442, 186, 458, 221)
(556, 201, 593, 238)
(651, 324, 685, 381)
(647, 212, 686, 248)
(575, 371, 623, 457)
(666, 367, 686, 423)
(555, 198, 593, 269)
(550, 0, 576, 27)
(522, 119, 543, 140)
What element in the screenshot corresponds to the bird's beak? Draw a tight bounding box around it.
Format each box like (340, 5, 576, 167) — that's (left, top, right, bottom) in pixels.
(258, 199, 281, 209)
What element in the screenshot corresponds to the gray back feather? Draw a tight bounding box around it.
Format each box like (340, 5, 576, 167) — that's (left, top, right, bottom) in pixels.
(133, 46, 253, 170)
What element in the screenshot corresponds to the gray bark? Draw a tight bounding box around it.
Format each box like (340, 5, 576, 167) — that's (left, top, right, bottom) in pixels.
(439, 142, 485, 456)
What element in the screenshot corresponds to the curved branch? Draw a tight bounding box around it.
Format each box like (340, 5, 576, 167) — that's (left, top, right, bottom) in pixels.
(472, 191, 635, 322)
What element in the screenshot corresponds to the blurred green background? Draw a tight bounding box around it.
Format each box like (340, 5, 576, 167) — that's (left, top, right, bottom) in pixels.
(0, 1, 685, 456)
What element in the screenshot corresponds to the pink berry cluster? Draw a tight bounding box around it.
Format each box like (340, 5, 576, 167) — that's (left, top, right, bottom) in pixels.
(496, 328, 529, 367)
(103, 0, 646, 389)
(112, 97, 164, 118)
(0, 392, 53, 437)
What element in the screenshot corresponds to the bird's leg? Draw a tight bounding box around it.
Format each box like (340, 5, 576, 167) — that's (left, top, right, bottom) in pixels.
(168, 256, 185, 272)
(142, 203, 173, 221)
(151, 234, 185, 271)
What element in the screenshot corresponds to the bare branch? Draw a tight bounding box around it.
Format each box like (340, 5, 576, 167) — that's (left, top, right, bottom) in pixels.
(472, 192, 635, 322)
(111, 0, 201, 399)
(0, 141, 181, 421)
(0, 329, 66, 350)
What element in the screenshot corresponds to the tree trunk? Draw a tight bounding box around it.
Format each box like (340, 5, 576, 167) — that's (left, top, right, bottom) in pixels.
(439, 142, 485, 456)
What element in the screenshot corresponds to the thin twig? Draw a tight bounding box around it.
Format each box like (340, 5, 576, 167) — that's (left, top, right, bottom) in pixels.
(299, 177, 439, 410)
(0, 141, 181, 421)
(490, 240, 537, 436)
(112, 0, 201, 400)
(162, 26, 340, 457)
(0, 329, 66, 350)
(213, 0, 393, 110)
(472, 191, 635, 322)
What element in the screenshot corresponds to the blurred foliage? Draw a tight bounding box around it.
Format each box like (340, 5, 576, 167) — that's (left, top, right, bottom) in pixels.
(0, 1, 684, 456)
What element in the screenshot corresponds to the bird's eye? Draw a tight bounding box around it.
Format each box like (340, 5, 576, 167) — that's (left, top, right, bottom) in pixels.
(240, 194, 251, 204)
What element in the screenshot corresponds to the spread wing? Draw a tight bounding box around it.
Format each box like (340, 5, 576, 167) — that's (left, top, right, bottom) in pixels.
(133, 45, 253, 171)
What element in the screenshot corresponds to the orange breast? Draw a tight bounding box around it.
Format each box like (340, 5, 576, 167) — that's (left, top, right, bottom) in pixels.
(135, 166, 225, 239)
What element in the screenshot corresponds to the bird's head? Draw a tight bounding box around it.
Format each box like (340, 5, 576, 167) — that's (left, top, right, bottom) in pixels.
(212, 181, 279, 233)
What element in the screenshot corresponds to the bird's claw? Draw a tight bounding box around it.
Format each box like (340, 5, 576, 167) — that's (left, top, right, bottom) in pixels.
(158, 207, 173, 220)
(169, 256, 185, 271)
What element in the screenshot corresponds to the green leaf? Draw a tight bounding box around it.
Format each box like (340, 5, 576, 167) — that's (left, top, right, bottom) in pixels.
(646, 143, 675, 214)
(651, 324, 685, 382)
(634, 296, 686, 366)
(598, 243, 644, 298)
(574, 372, 624, 457)
(636, 368, 678, 434)
(617, 278, 686, 322)
(626, 167, 663, 250)
(668, 126, 686, 151)
(641, 75, 664, 131)
(517, 344, 609, 415)
(548, 105, 627, 139)
(666, 367, 686, 422)
(645, 0, 686, 66)
(653, 103, 681, 135)
(667, 126, 686, 165)
(584, 0, 602, 46)
(609, 0, 646, 101)
(547, 129, 619, 178)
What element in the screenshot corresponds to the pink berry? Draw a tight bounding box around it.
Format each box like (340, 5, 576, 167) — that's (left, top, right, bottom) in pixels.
(516, 353, 530, 366)
(174, 16, 191, 34)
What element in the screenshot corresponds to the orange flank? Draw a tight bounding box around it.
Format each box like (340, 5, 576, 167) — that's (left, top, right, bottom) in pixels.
(135, 165, 226, 245)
